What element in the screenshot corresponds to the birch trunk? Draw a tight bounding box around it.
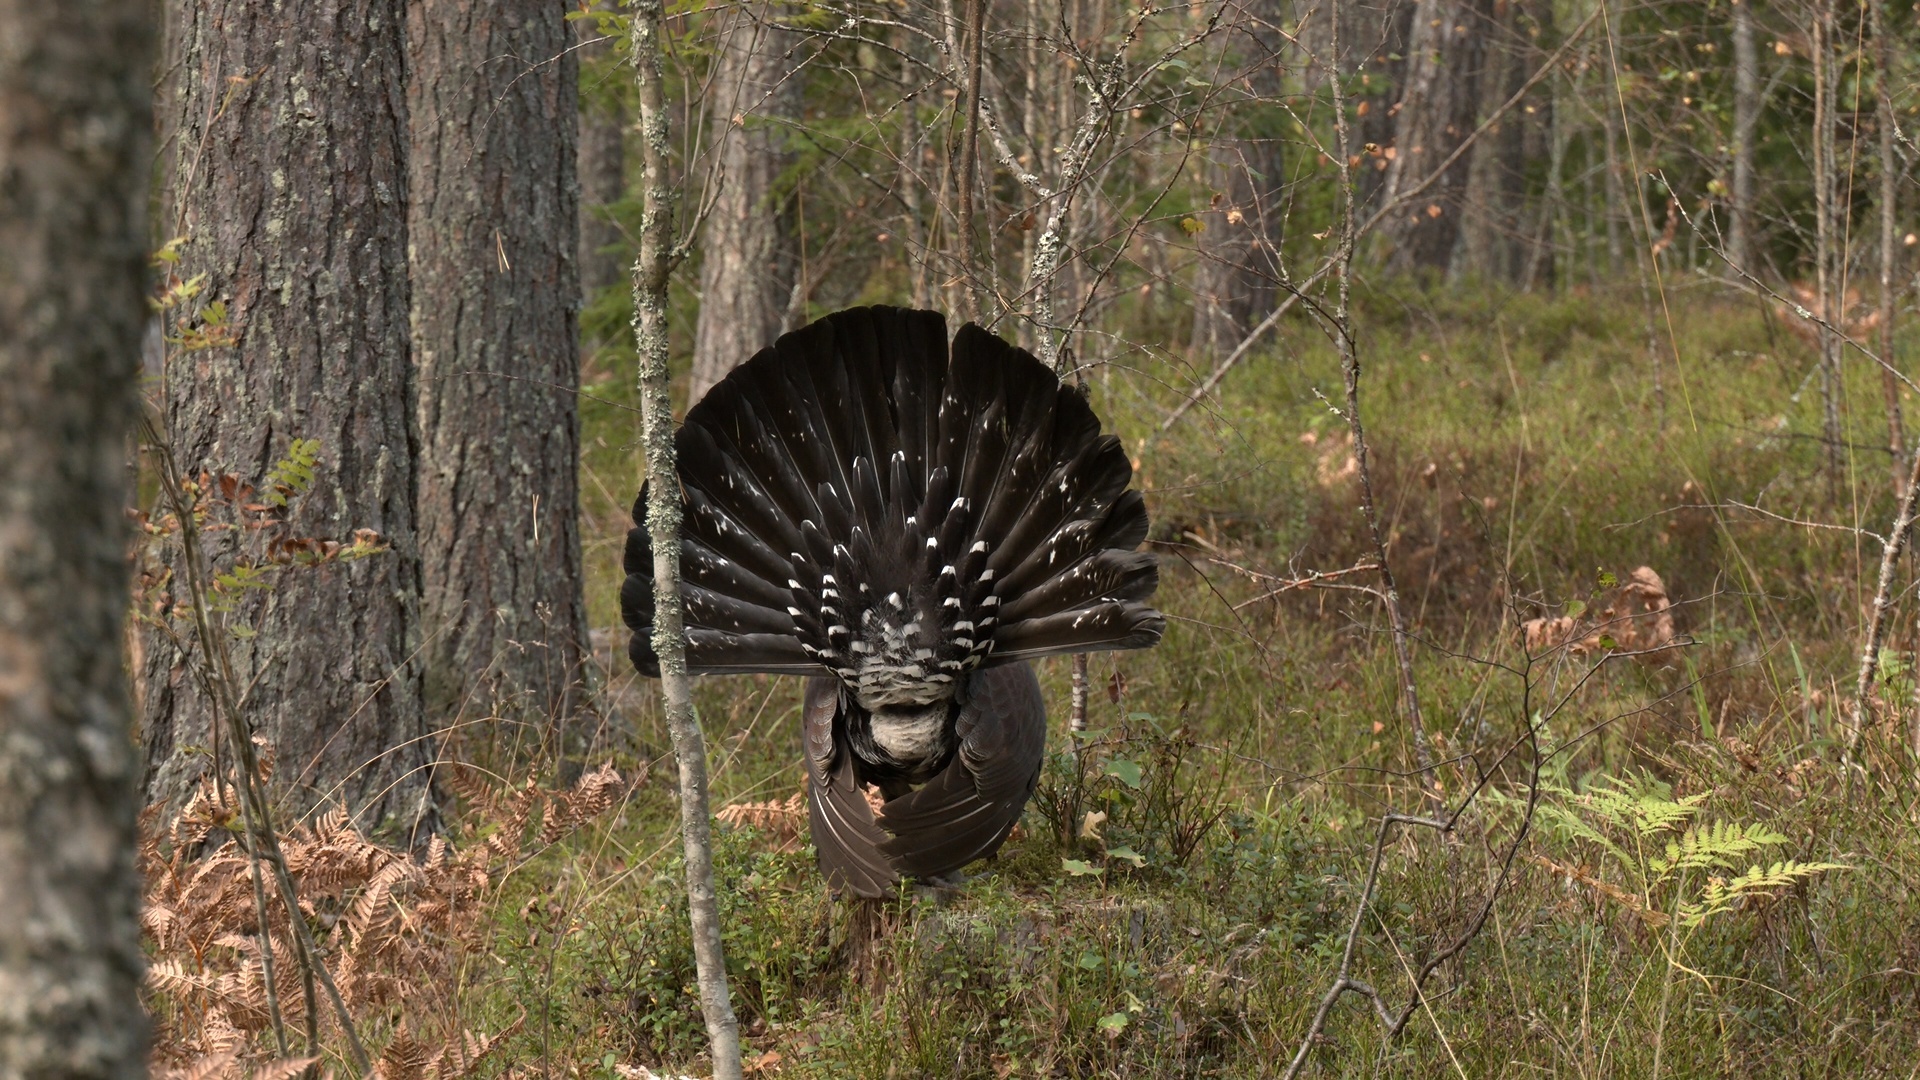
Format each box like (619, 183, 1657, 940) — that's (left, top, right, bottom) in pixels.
(1872, 0, 1904, 487)
(0, 0, 152, 1071)
(632, 0, 744, 1075)
(1729, 0, 1758, 270)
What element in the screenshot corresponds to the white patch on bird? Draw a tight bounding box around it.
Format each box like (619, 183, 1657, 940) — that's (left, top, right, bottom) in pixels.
(979, 568, 994, 582)
(788, 579, 802, 589)
(970, 541, 988, 553)
(869, 702, 949, 762)
(822, 574, 836, 585)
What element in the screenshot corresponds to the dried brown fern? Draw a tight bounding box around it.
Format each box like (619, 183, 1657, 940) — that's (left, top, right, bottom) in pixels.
(144, 754, 630, 1074)
(715, 791, 808, 851)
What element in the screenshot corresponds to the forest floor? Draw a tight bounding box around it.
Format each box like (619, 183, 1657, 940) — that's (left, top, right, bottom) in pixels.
(152, 282, 1920, 1077)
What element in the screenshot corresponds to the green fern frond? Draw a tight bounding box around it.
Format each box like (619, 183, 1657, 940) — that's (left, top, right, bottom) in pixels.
(1676, 860, 1847, 927)
(1650, 820, 1789, 874)
(1566, 772, 1704, 838)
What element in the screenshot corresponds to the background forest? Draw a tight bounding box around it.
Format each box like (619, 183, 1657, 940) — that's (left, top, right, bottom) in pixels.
(6, 0, 1920, 1076)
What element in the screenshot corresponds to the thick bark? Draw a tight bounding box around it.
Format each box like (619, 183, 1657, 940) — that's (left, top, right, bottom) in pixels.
(147, 0, 431, 828)
(0, 0, 152, 1073)
(1380, 0, 1494, 273)
(690, 0, 800, 404)
(578, 16, 629, 317)
(1729, 0, 1758, 270)
(410, 0, 591, 731)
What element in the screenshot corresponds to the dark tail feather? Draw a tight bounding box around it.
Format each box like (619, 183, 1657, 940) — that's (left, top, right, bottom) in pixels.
(621, 306, 1161, 681)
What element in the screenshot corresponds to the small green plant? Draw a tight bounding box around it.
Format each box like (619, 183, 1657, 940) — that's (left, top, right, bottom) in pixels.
(1530, 771, 1843, 930)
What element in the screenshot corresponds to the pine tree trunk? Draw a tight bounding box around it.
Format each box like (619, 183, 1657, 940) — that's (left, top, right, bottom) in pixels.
(0, 0, 152, 1072)
(690, 0, 800, 403)
(1729, 0, 1758, 270)
(410, 0, 591, 735)
(1380, 0, 1494, 273)
(578, 15, 629, 323)
(146, 0, 432, 828)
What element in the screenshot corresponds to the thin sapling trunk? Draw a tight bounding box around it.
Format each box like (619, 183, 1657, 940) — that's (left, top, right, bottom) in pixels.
(631, 1, 744, 1076)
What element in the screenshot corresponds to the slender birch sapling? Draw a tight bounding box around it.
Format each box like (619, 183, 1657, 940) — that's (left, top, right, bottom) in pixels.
(630, 0, 744, 1075)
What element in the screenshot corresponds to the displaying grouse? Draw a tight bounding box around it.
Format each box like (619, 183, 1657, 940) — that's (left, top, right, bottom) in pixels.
(622, 306, 1164, 896)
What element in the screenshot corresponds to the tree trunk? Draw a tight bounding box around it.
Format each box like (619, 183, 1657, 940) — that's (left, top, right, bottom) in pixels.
(1812, 0, 1844, 493)
(146, 0, 431, 828)
(578, 13, 629, 325)
(1872, 0, 1904, 488)
(690, 0, 800, 404)
(1190, 2, 1287, 353)
(1350, 0, 1415, 217)
(410, 0, 591, 737)
(1380, 0, 1494, 274)
(632, 0, 744, 1072)
(1729, 0, 1758, 270)
(1454, 0, 1545, 283)
(0, 0, 152, 1073)
(1601, 54, 1624, 275)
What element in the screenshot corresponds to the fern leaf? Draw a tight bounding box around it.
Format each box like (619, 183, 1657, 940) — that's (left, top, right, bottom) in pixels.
(247, 1058, 320, 1080)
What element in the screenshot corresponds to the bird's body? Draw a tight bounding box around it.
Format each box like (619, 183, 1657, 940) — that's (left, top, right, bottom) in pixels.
(623, 306, 1162, 896)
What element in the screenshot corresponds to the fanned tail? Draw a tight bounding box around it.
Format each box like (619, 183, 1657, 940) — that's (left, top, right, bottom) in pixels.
(623, 306, 1163, 685)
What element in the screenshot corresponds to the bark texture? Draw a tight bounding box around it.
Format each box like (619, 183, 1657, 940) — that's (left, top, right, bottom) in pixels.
(633, 0, 744, 1072)
(1380, 0, 1494, 273)
(146, 0, 432, 827)
(690, 0, 800, 404)
(410, 0, 590, 729)
(578, 15, 629, 316)
(1728, 0, 1758, 270)
(0, 0, 152, 1073)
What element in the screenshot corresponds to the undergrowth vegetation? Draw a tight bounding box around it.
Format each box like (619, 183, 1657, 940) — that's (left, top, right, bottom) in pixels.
(148, 284, 1920, 1077)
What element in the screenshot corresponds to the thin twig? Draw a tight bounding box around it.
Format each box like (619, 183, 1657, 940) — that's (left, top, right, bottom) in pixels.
(1322, 10, 1435, 795)
(1850, 447, 1920, 759)
(141, 416, 370, 1073)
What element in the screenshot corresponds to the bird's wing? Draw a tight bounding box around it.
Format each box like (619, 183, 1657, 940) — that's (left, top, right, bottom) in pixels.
(874, 663, 1047, 880)
(800, 676, 900, 898)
